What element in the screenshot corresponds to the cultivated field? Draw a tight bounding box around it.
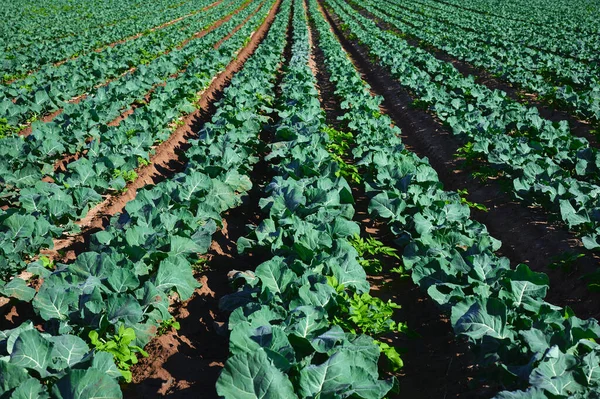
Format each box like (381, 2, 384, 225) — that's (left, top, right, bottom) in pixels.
(1, 0, 599, 398)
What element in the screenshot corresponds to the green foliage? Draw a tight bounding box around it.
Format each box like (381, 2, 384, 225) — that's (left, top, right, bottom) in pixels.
(39, 255, 54, 270)
(0, 118, 19, 138)
(456, 189, 488, 212)
(328, 276, 405, 336)
(375, 340, 404, 371)
(324, 126, 362, 183)
(112, 168, 138, 183)
(350, 234, 400, 273)
(89, 325, 148, 382)
(157, 317, 181, 336)
(137, 156, 151, 167)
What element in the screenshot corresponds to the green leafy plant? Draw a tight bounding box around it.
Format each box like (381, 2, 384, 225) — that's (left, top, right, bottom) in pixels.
(39, 255, 54, 270)
(456, 189, 488, 212)
(137, 156, 151, 167)
(89, 325, 148, 382)
(0, 118, 19, 138)
(327, 277, 406, 372)
(157, 317, 181, 336)
(327, 276, 406, 336)
(375, 340, 404, 371)
(350, 234, 400, 273)
(113, 168, 138, 183)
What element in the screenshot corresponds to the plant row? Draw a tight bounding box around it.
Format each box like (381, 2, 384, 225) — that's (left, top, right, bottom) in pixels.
(0, 0, 237, 130)
(316, 0, 600, 397)
(0, 0, 273, 283)
(438, 0, 600, 36)
(0, 0, 251, 200)
(0, 0, 214, 79)
(326, 0, 600, 252)
(217, 0, 401, 396)
(410, 0, 600, 64)
(359, 0, 600, 125)
(0, 0, 285, 396)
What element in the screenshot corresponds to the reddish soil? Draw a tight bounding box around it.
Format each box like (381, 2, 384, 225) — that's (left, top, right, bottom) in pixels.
(350, 1, 599, 147)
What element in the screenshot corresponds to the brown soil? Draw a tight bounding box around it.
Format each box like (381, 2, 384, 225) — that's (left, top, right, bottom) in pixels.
(321, 2, 600, 322)
(351, 1, 599, 147)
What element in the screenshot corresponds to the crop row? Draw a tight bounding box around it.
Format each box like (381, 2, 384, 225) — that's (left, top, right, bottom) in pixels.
(0, 0, 282, 396)
(0, 0, 232, 130)
(0, 0, 272, 282)
(438, 0, 600, 36)
(357, 0, 600, 125)
(317, 0, 600, 397)
(325, 0, 600, 252)
(0, 0, 214, 79)
(413, 0, 600, 63)
(217, 1, 400, 397)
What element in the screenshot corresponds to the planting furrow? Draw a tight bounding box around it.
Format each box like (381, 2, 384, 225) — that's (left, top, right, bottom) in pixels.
(311, 0, 600, 397)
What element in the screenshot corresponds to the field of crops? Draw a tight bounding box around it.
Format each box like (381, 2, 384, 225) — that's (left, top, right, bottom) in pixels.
(1, 0, 599, 397)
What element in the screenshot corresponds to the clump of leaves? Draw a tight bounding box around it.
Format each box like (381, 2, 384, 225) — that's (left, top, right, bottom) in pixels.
(324, 126, 362, 183)
(157, 317, 181, 336)
(0, 118, 19, 138)
(456, 189, 488, 212)
(327, 276, 407, 371)
(375, 340, 404, 371)
(137, 156, 151, 167)
(89, 325, 148, 382)
(113, 168, 138, 183)
(350, 234, 400, 274)
(39, 255, 54, 270)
